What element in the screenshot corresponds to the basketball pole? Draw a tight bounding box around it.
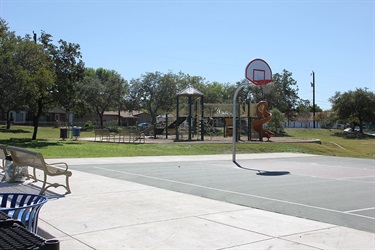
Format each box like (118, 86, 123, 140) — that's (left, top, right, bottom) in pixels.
(234, 58, 272, 163)
(232, 83, 251, 162)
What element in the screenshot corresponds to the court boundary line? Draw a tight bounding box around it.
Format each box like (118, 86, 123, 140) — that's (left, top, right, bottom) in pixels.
(345, 207, 375, 213)
(95, 167, 375, 221)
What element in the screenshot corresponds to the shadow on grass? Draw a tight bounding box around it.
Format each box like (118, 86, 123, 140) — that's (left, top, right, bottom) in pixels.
(333, 132, 374, 140)
(0, 138, 61, 149)
(0, 128, 31, 134)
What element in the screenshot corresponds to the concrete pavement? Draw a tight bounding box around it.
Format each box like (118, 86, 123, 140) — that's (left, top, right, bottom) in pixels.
(1, 153, 374, 249)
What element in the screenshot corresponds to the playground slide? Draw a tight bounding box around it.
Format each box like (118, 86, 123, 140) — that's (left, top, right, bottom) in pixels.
(141, 125, 164, 135)
(141, 117, 188, 136)
(141, 125, 154, 135)
(252, 101, 275, 141)
(168, 117, 186, 129)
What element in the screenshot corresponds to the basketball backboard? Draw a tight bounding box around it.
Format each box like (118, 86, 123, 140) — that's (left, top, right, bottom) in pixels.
(245, 58, 272, 86)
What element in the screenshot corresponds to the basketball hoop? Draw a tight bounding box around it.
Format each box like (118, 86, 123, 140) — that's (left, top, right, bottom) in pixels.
(233, 58, 273, 163)
(245, 58, 273, 86)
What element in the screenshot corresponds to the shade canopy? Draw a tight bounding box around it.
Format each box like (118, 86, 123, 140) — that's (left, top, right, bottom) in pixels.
(177, 85, 204, 97)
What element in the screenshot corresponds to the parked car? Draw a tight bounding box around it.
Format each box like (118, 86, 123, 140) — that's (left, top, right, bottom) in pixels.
(137, 123, 151, 128)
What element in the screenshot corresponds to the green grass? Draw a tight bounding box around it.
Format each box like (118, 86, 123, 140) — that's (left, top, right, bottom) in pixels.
(0, 126, 374, 159)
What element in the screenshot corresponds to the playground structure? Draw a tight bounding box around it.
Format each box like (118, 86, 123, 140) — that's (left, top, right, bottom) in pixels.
(137, 83, 274, 142)
(142, 100, 273, 142)
(252, 101, 275, 141)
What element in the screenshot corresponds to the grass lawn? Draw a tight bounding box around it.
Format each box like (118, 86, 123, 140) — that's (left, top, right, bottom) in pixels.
(0, 126, 374, 159)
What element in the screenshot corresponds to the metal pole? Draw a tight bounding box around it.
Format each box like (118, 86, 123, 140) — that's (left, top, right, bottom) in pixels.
(188, 96, 192, 141)
(247, 100, 251, 141)
(232, 83, 251, 162)
(201, 96, 204, 141)
(176, 96, 179, 140)
(311, 71, 316, 128)
(165, 113, 168, 139)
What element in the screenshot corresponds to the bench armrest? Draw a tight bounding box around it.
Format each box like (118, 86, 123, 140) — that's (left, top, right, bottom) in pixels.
(47, 162, 69, 171)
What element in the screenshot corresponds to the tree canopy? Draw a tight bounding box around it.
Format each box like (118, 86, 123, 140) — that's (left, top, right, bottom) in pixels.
(129, 71, 177, 133)
(329, 88, 375, 133)
(0, 18, 85, 139)
(6, 16, 374, 135)
(237, 69, 300, 121)
(78, 68, 128, 127)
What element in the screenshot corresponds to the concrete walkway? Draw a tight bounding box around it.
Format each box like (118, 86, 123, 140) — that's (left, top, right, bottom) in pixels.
(2, 153, 374, 249)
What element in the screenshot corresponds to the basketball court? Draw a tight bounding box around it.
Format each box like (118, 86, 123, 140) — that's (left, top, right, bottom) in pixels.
(66, 153, 375, 233)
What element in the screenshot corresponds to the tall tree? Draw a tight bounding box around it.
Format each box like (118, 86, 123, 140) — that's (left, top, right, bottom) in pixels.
(329, 88, 375, 133)
(296, 99, 312, 128)
(0, 19, 26, 129)
(175, 72, 207, 93)
(129, 71, 177, 136)
(267, 108, 285, 134)
(79, 68, 128, 127)
(18, 39, 56, 140)
(39, 32, 85, 111)
(21, 31, 85, 140)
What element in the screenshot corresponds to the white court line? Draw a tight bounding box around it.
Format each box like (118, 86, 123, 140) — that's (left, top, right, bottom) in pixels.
(95, 167, 375, 220)
(291, 173, 375, 184)
(331, 142, 347, 150)
(345, 207, 375, 213)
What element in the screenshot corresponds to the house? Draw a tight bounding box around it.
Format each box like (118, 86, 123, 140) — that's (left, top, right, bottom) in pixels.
(1, 108, 67, 126)
(102, 111, 152, 126)
(283, 112, 321, 128)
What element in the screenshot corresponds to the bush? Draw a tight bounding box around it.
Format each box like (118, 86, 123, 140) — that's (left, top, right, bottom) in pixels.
(81, 120, 95, 131)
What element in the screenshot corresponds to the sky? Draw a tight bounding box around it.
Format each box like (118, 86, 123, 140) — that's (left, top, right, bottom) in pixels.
(1, 0, 374, 110)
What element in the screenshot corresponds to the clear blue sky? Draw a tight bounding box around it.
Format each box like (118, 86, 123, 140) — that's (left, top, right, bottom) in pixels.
(1, 0, 374, 110)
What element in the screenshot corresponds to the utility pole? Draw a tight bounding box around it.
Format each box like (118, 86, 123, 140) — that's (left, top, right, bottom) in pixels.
(311, 71, 316, 128)
(33, 31, 37, 44)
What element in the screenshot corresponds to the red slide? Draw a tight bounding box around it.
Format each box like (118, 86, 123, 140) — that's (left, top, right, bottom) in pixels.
(252, 101, 275, 141)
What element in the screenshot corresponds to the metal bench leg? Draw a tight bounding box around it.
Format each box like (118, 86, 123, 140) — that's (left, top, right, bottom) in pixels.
(39, 172, 48, 195)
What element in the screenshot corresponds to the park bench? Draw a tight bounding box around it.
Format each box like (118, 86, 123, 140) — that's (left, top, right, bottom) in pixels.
(7, 146, 72, 195)
(130, 132, 145, 144)
(94, 129, 116, 141)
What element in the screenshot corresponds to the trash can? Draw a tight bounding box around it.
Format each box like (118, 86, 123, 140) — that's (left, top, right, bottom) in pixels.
(72, 126, 81, 137)
(0, 193, 48, 233)
(60, 127, 68, 139)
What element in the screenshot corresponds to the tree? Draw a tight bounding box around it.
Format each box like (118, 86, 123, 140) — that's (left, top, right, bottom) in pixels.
(79, 68, 128, 127)
(18, 40, 57, 140)
(240, 69, 300, 122)
(0, 19, 27, 129)
(266, 108, 285, 134)
(296, 99, 312, 128)
(129, 71, 177, 136)
(175, 71, 207, 96)
(39, 32, 85, 112)
(329, 88, 375, 133)
(0, 20, 85, 139)
(19, 31, 85, 140)
(309, 104, 323, 112)
(316, 111, 337, 129)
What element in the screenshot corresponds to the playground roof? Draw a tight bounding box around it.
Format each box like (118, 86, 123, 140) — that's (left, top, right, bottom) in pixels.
(177, 85, 204, 97)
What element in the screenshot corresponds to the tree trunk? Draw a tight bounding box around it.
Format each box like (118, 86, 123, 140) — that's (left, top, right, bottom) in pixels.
(6, 110, 11, 130)
(32, 117, 39, 140)
(152, 113, 157, 139)
(118, 108, 121, 127)
(32, 102, 43, 140)
(99, 111, 104, 127)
